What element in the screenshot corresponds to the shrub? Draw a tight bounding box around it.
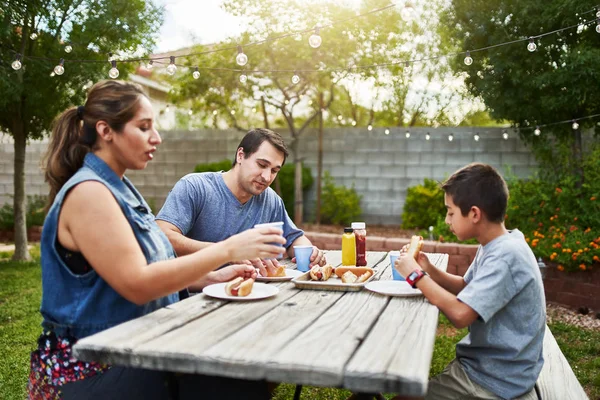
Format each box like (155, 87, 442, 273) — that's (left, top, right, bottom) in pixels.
(320, 171, 362, 226)
(401, 178, 446, 229)
(0, 195, 47, 230)
(193, 160, 313, 218)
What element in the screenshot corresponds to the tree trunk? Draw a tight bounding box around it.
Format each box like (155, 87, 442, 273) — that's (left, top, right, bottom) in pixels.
(260, 96, 269, 129)
(315, 92, 324, 224)
(292, 139, 303, 224)
(12, 121, 31, 261)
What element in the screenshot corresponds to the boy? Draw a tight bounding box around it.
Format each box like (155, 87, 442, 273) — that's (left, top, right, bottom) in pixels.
(394, 163, 546, 400)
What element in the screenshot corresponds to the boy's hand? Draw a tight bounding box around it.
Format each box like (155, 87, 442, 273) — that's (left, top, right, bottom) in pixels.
(399, 244, 434, 273)
(394, 253, 420, 279)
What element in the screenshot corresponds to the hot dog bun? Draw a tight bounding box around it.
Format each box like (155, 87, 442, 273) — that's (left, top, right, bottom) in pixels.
(309, 264, 333, 281)
(224, 277, 254, 297)
(341, 270, 358, 283)
(266, 265, 286, 277)
(406, 235, 423, 260)
(334, 266, 374, 279)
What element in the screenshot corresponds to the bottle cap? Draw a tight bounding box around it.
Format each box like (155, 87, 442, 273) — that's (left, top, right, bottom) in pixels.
(344, 227, 354, 233)
(351, 222, 366, 229)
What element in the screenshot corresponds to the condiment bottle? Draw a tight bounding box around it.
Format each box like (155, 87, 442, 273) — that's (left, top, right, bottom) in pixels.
(342, 227, 357, 266)
(352, 222, 367, 266)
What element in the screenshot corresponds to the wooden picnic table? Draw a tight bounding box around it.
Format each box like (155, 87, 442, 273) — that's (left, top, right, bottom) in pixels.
(73, 250, 448, 396)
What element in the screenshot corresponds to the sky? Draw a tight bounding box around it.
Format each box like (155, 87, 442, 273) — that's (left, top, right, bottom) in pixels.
(155, 0, 244, 53)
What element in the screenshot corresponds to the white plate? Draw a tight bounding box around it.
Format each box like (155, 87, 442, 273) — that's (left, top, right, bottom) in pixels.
(202, 282, 279, 301)
(256, 269, 304, 282)
(365, 281, 423, 297)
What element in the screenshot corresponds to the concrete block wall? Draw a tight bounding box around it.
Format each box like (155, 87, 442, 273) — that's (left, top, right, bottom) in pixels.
(0, 127, 537, 224)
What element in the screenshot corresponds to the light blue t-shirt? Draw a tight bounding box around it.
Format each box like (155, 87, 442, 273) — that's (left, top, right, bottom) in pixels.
(156, 172, 304, 251)
(456, 229, 546, 400)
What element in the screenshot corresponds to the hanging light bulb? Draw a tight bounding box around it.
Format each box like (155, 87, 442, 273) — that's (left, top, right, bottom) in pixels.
(572, 120, 579, 130)
(212, 110, 218, 115)
(527, 37, 537, 52)
(399, 2, 415, 21)
(284, 99, 290, 105)
(188, 109, 193, 116)
(367, 124, 373, 131)
(291, 73, 300, 84)
(239, 74, 247, 83)
(64, 44, 72, 53)
(464, 51, 473, 65)
(502, 130, 509, 140)
(30, 32, 38, 40)
(309, 28, 322, 48)
(448, 133, 454, 141)
(384, 128, 390, 135)
(146, 60, 154, 70)
(165, 105, 170, 113)
(295, 33, 302, 41)
(425, 132, 431, 141)
(351, 120, 357, 126)
(474, 133, 480, 141)
(405, 130, 410, 138)
(534, 126, 541, 136)
(108, 60, 119, 78)
(597, 9, 600, 18)
(231, 110, 236, 115)
(596, 20, 600, 34)
(337, 115, 343, 121)
(236, 45, 248, 66)
(166, 56, 177, 75)
(192, 67, 200, 79)
(54, 58, 65, 75)
(108, 52, 114, 62)
(11, 53, 22, 70)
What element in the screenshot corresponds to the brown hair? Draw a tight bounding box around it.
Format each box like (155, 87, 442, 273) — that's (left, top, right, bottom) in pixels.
(43, 80, 147, 209)
(441, 163, 509, 223)
(231, 128, 289, 167)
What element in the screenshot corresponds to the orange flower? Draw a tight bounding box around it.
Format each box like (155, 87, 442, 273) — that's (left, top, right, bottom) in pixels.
(579, 264, 586, 271)
(594, 255, 600, 262)
(555, 188, 562, 193)
(585, 227, 591, 233)
(569, 226, 577, 232)
(573, 217, 578, 221)
(538, 222, 543, 227)
(557, 265, 565, 271)
(591, 196, 596, 201)
(550, 253, 558, 260)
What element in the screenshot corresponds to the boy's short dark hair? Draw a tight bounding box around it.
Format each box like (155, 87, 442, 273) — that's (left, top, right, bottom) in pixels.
(441, 163, 509, 223)
(232, 128, 289, 167)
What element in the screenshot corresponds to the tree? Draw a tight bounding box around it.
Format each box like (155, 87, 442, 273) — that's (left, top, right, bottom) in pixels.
(171, 0, 466, 223)
(0, 0, 163, 260)
(440, 0, 600, 179)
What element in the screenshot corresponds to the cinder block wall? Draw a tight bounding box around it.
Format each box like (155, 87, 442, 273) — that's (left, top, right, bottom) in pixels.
(0, 127, 538, 225)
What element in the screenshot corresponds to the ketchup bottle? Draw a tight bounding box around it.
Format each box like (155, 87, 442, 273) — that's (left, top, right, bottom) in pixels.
(352, 222, 367, 266)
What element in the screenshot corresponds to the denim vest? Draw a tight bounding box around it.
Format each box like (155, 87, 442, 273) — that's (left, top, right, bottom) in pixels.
(40, 153, 179, 339)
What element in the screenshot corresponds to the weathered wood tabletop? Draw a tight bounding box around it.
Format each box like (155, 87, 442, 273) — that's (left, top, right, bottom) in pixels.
(73, 250, 448, 396)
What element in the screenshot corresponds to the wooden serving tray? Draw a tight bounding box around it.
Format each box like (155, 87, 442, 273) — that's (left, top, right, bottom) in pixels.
(291, 270, 376, 292)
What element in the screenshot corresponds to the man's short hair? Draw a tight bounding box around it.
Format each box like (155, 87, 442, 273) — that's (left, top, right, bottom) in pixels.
(232, 128, 289, 167)
(441, 163, 509, 223)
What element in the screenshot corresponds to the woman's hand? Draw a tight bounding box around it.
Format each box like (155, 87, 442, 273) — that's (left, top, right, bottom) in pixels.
(224, 227, 286, 262)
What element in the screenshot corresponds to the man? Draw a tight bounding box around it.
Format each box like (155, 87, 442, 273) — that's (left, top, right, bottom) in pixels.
(156, 128, 326, 290)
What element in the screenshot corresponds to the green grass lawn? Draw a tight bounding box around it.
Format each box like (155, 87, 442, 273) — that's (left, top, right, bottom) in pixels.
(1, 251, 598, 399)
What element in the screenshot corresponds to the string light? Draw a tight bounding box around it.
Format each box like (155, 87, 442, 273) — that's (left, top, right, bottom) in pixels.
(534, 126, 541, 136)
(351, 120, 357, 126)
(108, 60, 119, 78)
(236, 45, 248, 66)
(54, 58, 65, 75)
(474, 133, 480, 141)
(572, 120, 579, 130)
(399, 2, 415, 21)
(337, 115, 343, 121)
(230, 110, 236, 115)
(596, 19, 600, 33)
(188, 109, 193, 116)
(464, 51, 473, 65)
(146, 60, 154, 70)
(11, 53, 22, 70)
(30, 32, 38, 40)
(405, 130, 410, 138)
(502, 130, 509, 140)
(64, 44, 72, 53)
(448, 133, 454, 141)
(527, 37, 537, 52)
(239, 74, 247, 83)
(165, 105, 170, 113)
(108, 52, 114, 62)
(425, 132, 430, 140)
(367, 124, 373, 131)
(291, 73, 300, 84)
(212, 110, 218, 115)
(193, 67, 200, 79)
(166, 56, 177, 75)
(309, 28, 322, 48)
(384, 128, 390, 135)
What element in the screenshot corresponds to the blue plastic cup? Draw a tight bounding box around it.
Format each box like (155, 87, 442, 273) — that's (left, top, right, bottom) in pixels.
(254, 221, 284, 259)
(294, 245, 313, 272)
(389, 251, 405, 281)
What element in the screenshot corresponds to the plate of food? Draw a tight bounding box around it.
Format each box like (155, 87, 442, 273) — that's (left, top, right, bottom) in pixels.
(203, 278, 279, 301)
(291, 265, 376, 292)
(255, 266, 304, 282)
(365, 280, 423, 297)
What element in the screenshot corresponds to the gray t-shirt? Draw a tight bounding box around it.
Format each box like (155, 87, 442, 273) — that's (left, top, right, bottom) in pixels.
(156, 172, 304, 250)
(456, 229, 546, 399)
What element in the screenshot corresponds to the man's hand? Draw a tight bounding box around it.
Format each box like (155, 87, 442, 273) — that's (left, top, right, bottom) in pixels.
(292, 246, 326, 267)
(245, 258, 282, 277)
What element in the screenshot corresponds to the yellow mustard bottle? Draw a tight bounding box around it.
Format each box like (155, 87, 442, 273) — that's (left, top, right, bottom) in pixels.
(342, 227, 357, 266)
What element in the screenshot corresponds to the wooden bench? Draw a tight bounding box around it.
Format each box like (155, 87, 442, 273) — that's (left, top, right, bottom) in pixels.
(536, 325, 588, 400)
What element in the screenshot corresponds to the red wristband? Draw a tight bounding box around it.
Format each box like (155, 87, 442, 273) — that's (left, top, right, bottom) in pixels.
(405, 269, 428, 288)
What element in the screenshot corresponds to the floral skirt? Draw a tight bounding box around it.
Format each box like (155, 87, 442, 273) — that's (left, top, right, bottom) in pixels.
(28, 331, 109, 399)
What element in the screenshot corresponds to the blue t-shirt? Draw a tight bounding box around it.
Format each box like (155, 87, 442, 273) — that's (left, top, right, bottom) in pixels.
(456, 229, 546, 399)
(156, 172, 304, 250)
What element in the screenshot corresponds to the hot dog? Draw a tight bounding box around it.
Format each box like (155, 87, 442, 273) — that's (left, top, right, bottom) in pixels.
(225, 277, 254, 297)
(334, 266, 374, 279)
(309, 264, 333, 281)
(405, 235, 424, 260)
(266, 265, 286, 277)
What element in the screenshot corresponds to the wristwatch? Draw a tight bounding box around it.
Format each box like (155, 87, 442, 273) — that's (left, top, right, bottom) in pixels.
(405, 269, 428, 288)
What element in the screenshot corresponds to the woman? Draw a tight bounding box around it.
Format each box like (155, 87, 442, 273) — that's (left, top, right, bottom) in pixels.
(28, 80, 283, 399)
